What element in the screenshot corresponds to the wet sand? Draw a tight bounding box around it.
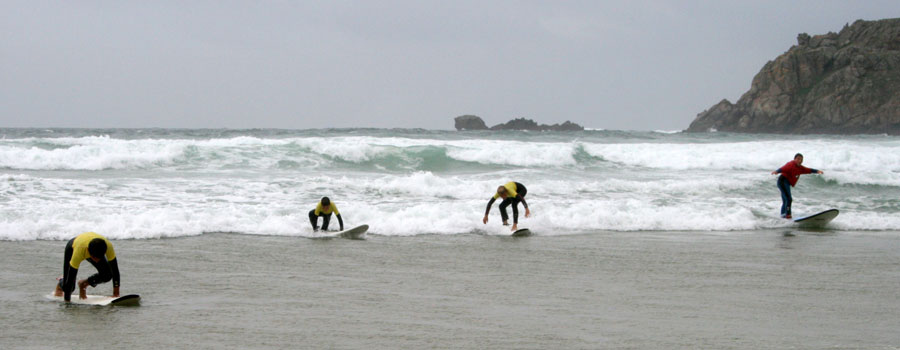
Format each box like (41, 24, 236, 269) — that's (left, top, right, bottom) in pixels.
(1, 230, 898, 349)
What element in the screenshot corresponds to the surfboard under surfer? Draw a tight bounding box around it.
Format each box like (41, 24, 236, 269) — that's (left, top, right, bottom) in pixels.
(53, 232, 121, 302)
(771, 153, 823, 219)
(483, 182, 531, 231)
(309, 196, 344, 232)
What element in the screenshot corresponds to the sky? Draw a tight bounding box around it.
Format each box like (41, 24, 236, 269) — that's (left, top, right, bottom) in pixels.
(2, 1, 899, 131)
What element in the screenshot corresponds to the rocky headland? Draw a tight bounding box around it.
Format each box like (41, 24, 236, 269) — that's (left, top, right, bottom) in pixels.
(686, 18, 900, 135)
(454, 115, 584, 131)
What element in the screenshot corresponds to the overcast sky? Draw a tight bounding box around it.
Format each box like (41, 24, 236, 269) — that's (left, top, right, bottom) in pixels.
(2, 1, 899, 130)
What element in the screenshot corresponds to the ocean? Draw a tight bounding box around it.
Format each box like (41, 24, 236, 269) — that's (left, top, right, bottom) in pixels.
(3, 128, 900, 238)
(1, 128, 899, 349)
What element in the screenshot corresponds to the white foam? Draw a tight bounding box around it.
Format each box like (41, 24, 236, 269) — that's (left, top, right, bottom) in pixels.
(0, 136, 182, 170)
(583, 140, 900, 171)
(2, 134, 900, 240)
(4, 135, 900, 182)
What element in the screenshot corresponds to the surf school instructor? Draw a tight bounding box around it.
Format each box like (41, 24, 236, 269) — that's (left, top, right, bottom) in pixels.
(771, 153, 823, 219)
(53, 232, 120, 302)
(483, 181, 531, 231)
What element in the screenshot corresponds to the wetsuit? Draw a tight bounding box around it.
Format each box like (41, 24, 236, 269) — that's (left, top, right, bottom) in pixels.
(309, 202, 344, 231)
(58, 232, 120, 302)
(484, 182, 529, 224)
(774, 160, 819, 217)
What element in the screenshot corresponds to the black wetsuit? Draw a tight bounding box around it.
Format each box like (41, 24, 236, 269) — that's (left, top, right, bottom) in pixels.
(484, 182, 529, 224)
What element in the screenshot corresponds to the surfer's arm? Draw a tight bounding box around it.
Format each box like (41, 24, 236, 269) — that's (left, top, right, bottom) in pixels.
(336, 214, 344, 231)
(483, 197, 497, 223)
(62, 265, 78, 302)
(517, 195, 528, 209)
(110, 258, 120, 289)
(484, 197, 497, 216)
(110, 258, 120, 297)
(771, 168, 782, 175)
(517, 195, 531, 217)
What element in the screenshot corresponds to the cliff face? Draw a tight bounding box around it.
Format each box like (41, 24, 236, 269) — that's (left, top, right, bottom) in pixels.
(687, 18, 900, 135)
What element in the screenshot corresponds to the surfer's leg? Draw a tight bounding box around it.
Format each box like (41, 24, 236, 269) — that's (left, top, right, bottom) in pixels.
(308, 210, 319, 230)
(777, 177, 791, 217)
(511, 198, 520, 224)
(85, 258, 112, 287)
(779, 187, 787, 217)
(321, 213, 332, 231)
(784, 184, 792, 217)
(498, 198, 512, 224)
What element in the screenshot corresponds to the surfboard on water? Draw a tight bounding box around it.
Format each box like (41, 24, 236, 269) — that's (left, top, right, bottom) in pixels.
(794, 209, 839, 228)
(337, 224, 369, 239)
(511, 228, 532, 237)
(46, 293, 141, 306)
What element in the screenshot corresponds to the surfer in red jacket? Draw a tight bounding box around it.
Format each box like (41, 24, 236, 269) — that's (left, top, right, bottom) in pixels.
(771, 153, 823, 219)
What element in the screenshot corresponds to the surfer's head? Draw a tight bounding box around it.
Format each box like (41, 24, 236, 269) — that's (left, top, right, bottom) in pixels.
(794, 153, 803, 164)
(88, 238, 107, 261)
(320, 197, 331, 208)
(497, 186, 508, 199)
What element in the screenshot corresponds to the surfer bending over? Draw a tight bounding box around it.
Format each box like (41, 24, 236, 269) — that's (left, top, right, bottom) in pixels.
(53, 232, 121, 302)
(483, 182, 531, 231)
(771, 153, 823, 219)
(309, 197, 344, 231)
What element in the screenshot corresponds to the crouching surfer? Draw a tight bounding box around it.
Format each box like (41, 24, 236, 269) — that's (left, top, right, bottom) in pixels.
(309, 196, 344, 231)
(53, 232, 120, 302)
(483, 182, 531, 231)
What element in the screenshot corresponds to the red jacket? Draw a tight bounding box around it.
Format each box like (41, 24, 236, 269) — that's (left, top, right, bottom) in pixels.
(777, 160, 815, 187)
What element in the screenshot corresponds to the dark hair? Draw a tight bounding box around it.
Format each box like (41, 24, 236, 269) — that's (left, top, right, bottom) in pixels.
(88, 238, 107, 258)
(321, 197, 330, 206)
(794, 153, 803, 159)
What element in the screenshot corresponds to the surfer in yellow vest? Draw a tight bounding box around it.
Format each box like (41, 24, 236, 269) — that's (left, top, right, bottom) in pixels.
(53, 232, 121, 302)
(483, 182, 531, 231)
(309, 197, 344, 231)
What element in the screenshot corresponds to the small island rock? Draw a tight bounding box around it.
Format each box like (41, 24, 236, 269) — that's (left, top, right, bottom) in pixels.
(454, 115, 489, 130)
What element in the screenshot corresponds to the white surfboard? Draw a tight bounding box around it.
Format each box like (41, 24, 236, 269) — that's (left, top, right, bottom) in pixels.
(794, 209, 839, 228)
(337, 224, 369, 239)
(46, 293, 141, 306)
(511, 228, 532, 237)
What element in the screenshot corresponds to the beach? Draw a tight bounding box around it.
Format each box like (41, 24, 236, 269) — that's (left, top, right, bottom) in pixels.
(5, 1, 900, 347)
(2, 230, 898, 349)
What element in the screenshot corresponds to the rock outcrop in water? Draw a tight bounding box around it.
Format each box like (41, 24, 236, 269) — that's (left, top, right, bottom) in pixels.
(686, 18, 900, 135)
(454, 115, 584, 131)
(454, 115, 489, 130)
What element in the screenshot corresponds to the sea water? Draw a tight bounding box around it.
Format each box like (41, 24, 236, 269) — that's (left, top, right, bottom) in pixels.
(2, 128, 900, 349)
(2, 128, 899, 239)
